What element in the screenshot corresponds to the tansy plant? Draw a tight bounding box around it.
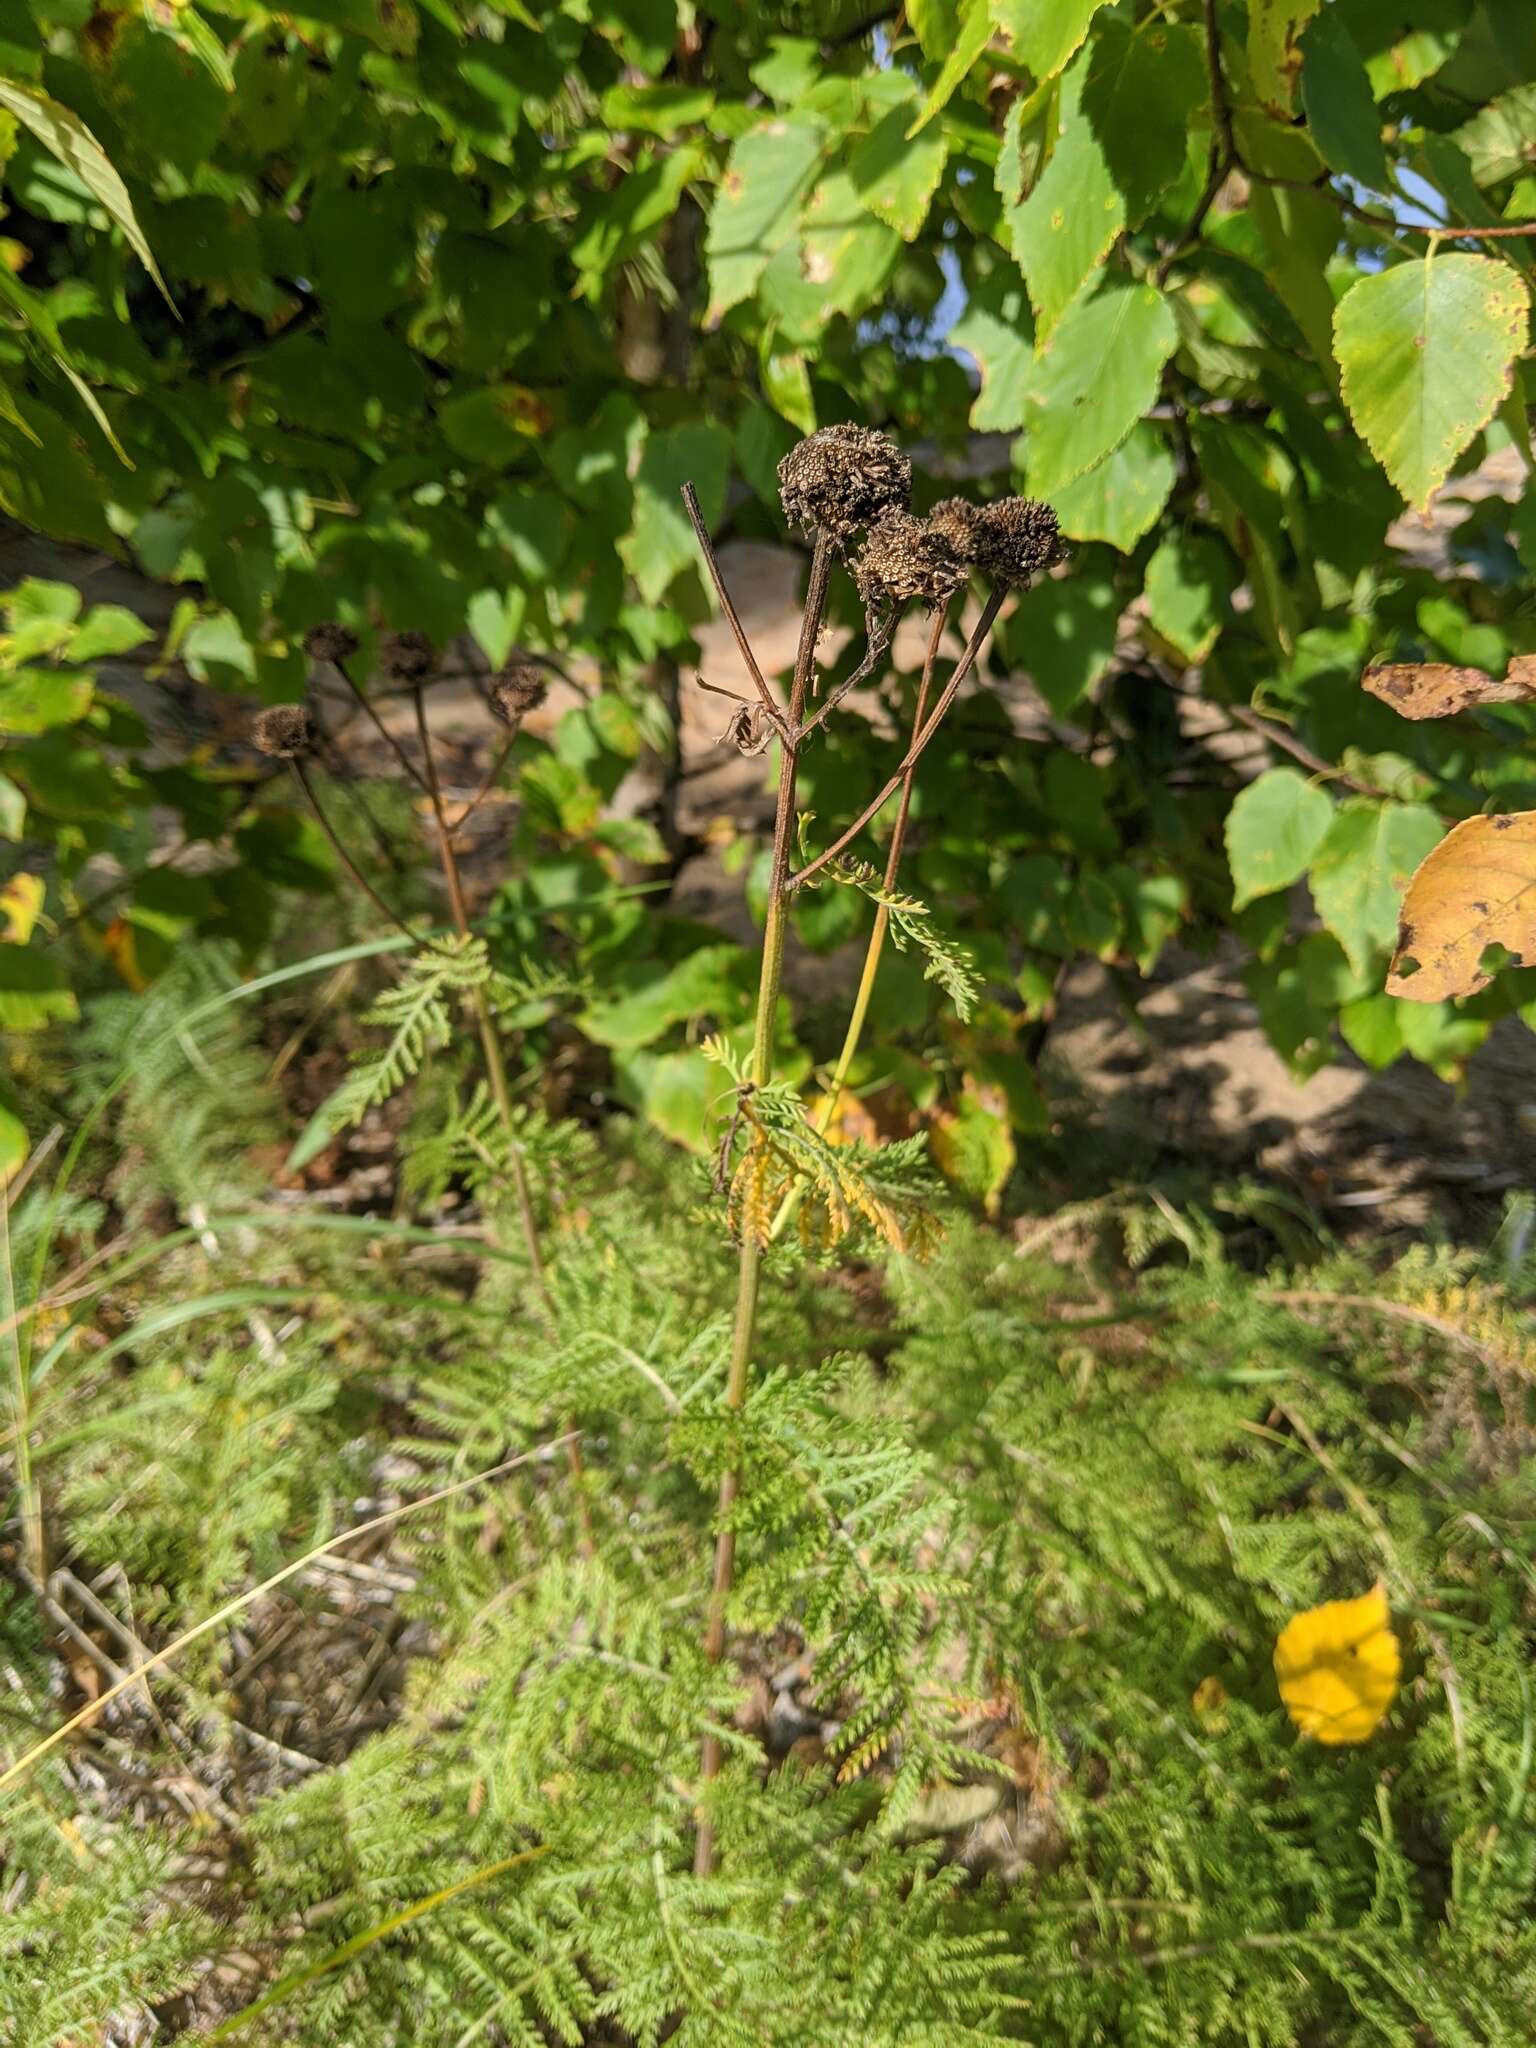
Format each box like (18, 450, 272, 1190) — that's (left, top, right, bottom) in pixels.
(684, 425, 1063, 1873)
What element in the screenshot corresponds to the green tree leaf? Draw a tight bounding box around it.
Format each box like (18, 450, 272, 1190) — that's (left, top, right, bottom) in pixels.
(1300, 7, 1389, 191)
(1249, 0, 1322, 117)
(1455, 83, 1536, 187)
(1021, 278, 1177, 492)
(1334, 253, 1531, 512)
(1309, 799, 1444, 973)
(0, 78, 173, 309)
(1225, 769, 1335, 911)
(620, 422, 732, 603)
(1037, 421, 1173, 552)
(949, 261, 1035, 432)
(1144, 530, 1233, 662)
(991, 0, 1108, 81)
(1007, 47, 1118, 342)
(704, 118, 824, 322)
(907, 0, 992, 135)
(848, 99, 948, 241)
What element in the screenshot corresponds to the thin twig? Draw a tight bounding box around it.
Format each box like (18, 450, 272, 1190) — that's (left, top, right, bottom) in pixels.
(328, 654, 431, 792)
(789, 586, 1004, 889)
(290, 762, 420, 944)
(680, 483, 792, 744)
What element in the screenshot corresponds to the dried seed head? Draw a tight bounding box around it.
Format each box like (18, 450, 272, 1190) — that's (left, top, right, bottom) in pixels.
(490, 664, 547, 725)
(303, 622, 359, 665)
(853, 512, 968, 610)
(970, 497, 1066, 587)
(379, 630, 436, 683)
(927, 497, 982, 562)
(251, 704, 315, 759)
(777, 424, 911, 542)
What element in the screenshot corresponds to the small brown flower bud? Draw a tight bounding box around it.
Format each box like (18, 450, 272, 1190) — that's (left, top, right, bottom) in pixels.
(927, 497, 982, 562)
(777, 424, 911, 542)
(251, 704, 315, 759)
(379, 630, 436, 683)
(970, 497, 1066, 587)
(490, 664, 547, 724)
(852, 513, 968, 611)
(303, 622, 359, 665)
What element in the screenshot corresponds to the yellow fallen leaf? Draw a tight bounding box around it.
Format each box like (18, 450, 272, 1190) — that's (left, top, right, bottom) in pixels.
(1, 872, 44, 943)
(1274, 1580, 1401, 1745)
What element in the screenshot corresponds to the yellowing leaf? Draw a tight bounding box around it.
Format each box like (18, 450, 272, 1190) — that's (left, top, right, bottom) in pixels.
(0, 871, 44, 942)
(1274, 1580, 1401, 1744)
(1387, 810, 1536, 1002)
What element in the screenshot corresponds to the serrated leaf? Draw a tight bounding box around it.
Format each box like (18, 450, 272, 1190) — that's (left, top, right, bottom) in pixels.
(1040, 420, 1173, 552)
(1008, 47, 1118, 342)
(0, 79, 173, 311)
(1249, 0, 1322, 117)
(1021, 278, 1177, 493)
(1455, 83, 1536, 188)
(1300, 7, 1388, 191)
(1334, 253, 1531, 513)
(907, 0, 992, 136)
(990, 0, 1106, 81)
(1386, 811, 1536, 1001)
(1225, 768, 1335, 910)
(705, 118, 824, 322)
(1310, 799, 1444, 974)
(949, 261, 1035, 431)
(848, 99, 948, 240)
(1144, 530, 1233, 662)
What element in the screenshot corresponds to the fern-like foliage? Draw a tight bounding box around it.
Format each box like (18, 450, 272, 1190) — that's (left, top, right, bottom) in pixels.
(706, 1036, 940, 1255)
(292, 939, 577, 1168)
(811, 849, 982, 1020)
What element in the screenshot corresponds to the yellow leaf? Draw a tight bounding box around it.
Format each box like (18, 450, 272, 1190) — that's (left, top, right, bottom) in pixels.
(1387, 810, 1536, 1003)
(0, 871, 43, 942)
(1274, 1580, 1401, 1744)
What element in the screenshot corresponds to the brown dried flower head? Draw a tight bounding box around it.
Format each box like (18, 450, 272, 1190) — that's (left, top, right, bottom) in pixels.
(379, 630, 436, 683)
(853, 513, 968, 611)
(777, 424, 911, 542)
(970, 497, 1065, 587)
(490, 664, 547, 725)
(303, 622, 359, 666)
(251, 704, 315, 759)
(926, 497, 983, 562)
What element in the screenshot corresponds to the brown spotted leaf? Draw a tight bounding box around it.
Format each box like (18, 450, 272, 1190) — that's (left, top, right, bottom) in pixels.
(1387, 811, 1536, 1001)
(1364, 655, 1536, 721)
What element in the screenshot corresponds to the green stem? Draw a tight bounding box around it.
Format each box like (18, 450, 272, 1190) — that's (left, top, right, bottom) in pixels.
(2, 1193, 42, 1582)
(694, 534, 832, 1878)
(767, 603, 949, 1246)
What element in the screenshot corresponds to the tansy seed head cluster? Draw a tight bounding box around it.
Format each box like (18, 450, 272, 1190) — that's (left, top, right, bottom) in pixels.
(778, 424, 911, 543)
(926, 497, 982, 560)
(303, 622, 359, 666)
(970, 496, 1065, 586)
(251, 704, 315, 759)
(853, 512, 968, 611)
(490, 665, 547, 725)
(380, 629, 436, 683)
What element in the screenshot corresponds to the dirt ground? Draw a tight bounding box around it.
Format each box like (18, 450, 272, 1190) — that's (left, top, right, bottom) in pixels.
(5, 513, 1532, 1240)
